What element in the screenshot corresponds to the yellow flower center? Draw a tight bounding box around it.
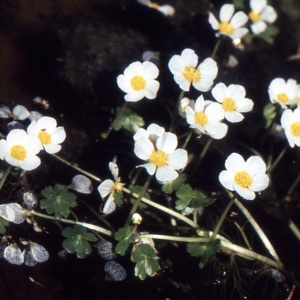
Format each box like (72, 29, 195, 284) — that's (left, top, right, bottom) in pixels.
(222, 97, 237, 112)
(111, 181, 124, 193)
(10, 145, 27, 161)
(130, 75, 146, 91)
(195, 111, 208, 126)
(277, 93, 288, 104)
(291, 122, 300, 137)
(149, 2, 160, 9)
(38, 130, 51, 145)
(149, 150, 169, 167)
(219, 21, 234, 35)
(183, 67, 201, 83)
(234, 171, 253, 189)
(249, 11, 261, 22)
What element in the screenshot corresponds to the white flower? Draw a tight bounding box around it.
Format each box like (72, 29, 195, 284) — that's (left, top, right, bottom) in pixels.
(219, 152, 269, 200)
(117, 61, 160, 102)
(268, 78, 299, 108)
(211, 82, 254, 122)
(138, 0, 175, 17)
(208, 4, 249, 40)
(98, 162, 124, 214)
(0, 129, 41, 171)
(0, 203, 27, 224)
(28, 242, 49, 263)
(133, 123, 165, 142)
(27, 116, 66, 154)
(0, 105, 30, 120)
(134, 131, 188, 182)
(281, 107, 300, 147)
(4, 243, 24, 265)
(249, 0, 277, 34)
(132, 213, 143, 225)
(69, 175, 93, 194)
(185, 95, 228, 139)
(168, 48, 218, 92)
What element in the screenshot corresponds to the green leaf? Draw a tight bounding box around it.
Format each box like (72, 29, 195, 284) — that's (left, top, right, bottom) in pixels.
(62, 225, 97, 258)
(190, 189, 216, 208)
(131, 244, 160, 280)
(0, 216, 9, 234)
(40, 184, 77, 219)
(114, 191, 123, 207)
(263, 103, 277, 129)
(113, 107, 145, 133)
(115, 226, 138, 256)
(161, 173, 187, 194)
(233, 0, 245, 9)
(259, 24, 277, 44)
(175, 184, 194, 210)
(187, 240, 221, 264)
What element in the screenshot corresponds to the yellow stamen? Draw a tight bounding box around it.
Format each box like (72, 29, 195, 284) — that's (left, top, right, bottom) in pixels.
(10, 145, 27, 161)
(130, 75, 146, 91)
(277, 93, 289, 104)
(149, 150, 169, 167)
(195, 111, 208, 126)
(291, 122, 300, 137)
(183, 67, 201, 83)
(149, 2, 160, 9)
(222, 98, 237, 112)
(219, 21, 234, 35)
(249, 11, 261, 22)
(111, 182, 124, 193)
(38, 131, 51, 145)
(234, 171, 253, 188)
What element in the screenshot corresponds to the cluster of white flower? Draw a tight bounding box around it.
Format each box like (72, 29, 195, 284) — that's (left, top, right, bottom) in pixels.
(0, 112, 66, 171)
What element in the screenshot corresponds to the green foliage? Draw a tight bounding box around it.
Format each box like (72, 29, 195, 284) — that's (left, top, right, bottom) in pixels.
(175, 184, 215, 211)
(129, 185, 148, 209)
(40, 184, 77, 219)
(233, 0, 245, 9)
(115, 226, 138, 256)
(114, 191, 123, 207)
(0, 216, 9, 234)
(258, 24, 277, 44)
(187, 239, 221, 263)
(131, 244, 160, 280)
(62, 225, 98, 258)
(161, 173, 187, 194)
(113, 107, 145, 133)
(263, 103, 277, 129)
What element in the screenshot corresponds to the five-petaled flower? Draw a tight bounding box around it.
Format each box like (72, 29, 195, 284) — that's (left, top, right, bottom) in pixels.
(27, 116, 66, 154)
(281, 107, 300, 148)
(219, 152, 269, 200)
(248, 0, 277, 34)
(211, 82, 254, 122)
(134, 131, 188, 182)
(117, 61, 160, 102)
(168, 48, 218, 92)
(0, 129, 41, 171)
(208, 3, 249, 40)
(98, 162, 124, 214)
(185, 95, 228, 139)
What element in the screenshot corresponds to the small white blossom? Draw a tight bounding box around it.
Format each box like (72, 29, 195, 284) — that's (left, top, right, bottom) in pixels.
(249, 0, 277, 34)
(0, 129, 41, 171)
(133, 123, 165, 142)
(4, 243, 24, 265)
(0, 203, 27, 224)
(281, 107, 300, 147)
(179, 98, 195, 118)
(185, 95, 228, 139)
(268, 78, 299, 108)
(134, 131, 188, 182)
(208, 4, 249, 40)
(69, 175, 93, 194)
(117, 61, 160, 102)
(211, 82, 254, 122)
(132, 213, 143, 225)
(219, 153, 269, 200)
(138, 0, 175, 17)
(27, 116, 66, 154)
(168, 48, 218, 92)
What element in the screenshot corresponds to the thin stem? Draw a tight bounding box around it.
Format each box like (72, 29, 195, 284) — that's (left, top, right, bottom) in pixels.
(140, 233, 209, 243)
(285, 172, 300, 200)
(51, 154, 101, 182)
(181, 131, 193, 149)
(267, 146, 287, 173)
(210, 198, 234, 241)
(233, 198, 282, 265)
(234, 222, 252, 250)
(0, 166, 11, 191)
(104, 102, 128, 139)
(124, 174, 153, 226)
(288, 220, 300, 241)
(211, 37, 221, 59)
(30, 210, 112, 236)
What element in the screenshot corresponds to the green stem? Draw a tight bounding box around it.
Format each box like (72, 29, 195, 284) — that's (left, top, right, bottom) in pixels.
(285, 172, 300, 201)
(210, 198, 234, 241)
(124, 174, 153, 226)
(51, 154, 101, 182)
(0, 166, 11, 191)
(30, 210, 112, 236)
(267, 146, 287, 173)
(288, 220, 300, 241)
(104, 102, 128, 139)
(181, 131, 193, 149)
(234, 222, 252, 250)
(211, 37, 221, 59)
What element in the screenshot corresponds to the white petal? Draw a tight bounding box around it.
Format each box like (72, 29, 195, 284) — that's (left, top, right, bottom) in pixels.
(156, 165, 178, 182)
(144, 80, 159, 99)
(261, 6, 277, 23)
(30, 242, 49, 262)
(230, 11, 249, 28)
(168, 55, 185, 75)
(134, 137, 154, 160)
(70, 175, 93, 194)
(103, 195, 116, 214)
(43, 144, 61, 154)
(124, 91, 145, 102)
(236, 98, 254, 113)
(250, 173, 269, 192)
(225, 153, 246, 173)
(225, 111, 244, 123)
(205, 122, 228, 139)
(156, 132, 177, 154)
(0, 105, 11, 118)
(245, 156, 267, 174)
(250, 0, 267, 12)
(37, 116, 57, 133)
(98, 179, 114, 198)
(19, 156, 41, 171)
(51, 127, 66, 144)
(168, 149, 188, 170)
(174, 74, 191, 91)
(251, 21, 267, 34)
(212, 82, 228, 102)
(181, 48, 198, 67)
(208, 12, 219, 30)
(219, 170, 234, 190)
(0, 140, 9, 159)
(138, 162, 156, 175)
(142, 61, 159, 79)
(220, 4, 234, 22)
(109, 162, 119, 181)
(230, 28, 249, 39)
(234, 184, 255, 200)
(12, 105, 30, 120)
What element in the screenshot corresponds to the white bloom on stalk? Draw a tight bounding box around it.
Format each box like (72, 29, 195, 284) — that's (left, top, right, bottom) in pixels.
(168, 48, 218, 92)
(0, 129, 41, 171)
(268, 78, 299, 108)
(211, 82, 254, 122)
(0, 105, 30, 120)
(208, 4, 249, 40)
(281, 107, 300, 148)
(249, 0, 277, 34)
(134, 131, 188, 182)
(0, 203, 27, 224)
(27, 116, 66, 154)
(69, 175, 93, 194)
(185, 95, 228, 139)
(219, 152, 269, 200)
(98, 162, 124, 214)
(117, 61, 160, 102)
(133, 123, 165, 142)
